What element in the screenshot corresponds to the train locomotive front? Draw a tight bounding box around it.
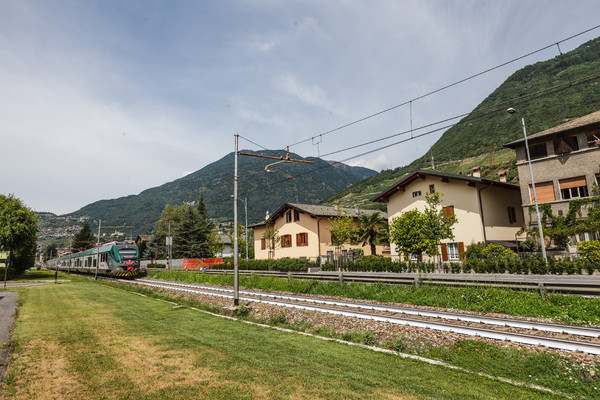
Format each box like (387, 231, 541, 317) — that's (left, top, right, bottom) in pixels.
(47, 242, 140, 278)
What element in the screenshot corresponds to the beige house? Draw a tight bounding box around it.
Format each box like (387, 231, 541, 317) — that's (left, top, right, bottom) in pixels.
(372, 169, 524, 262)
(504, 110, 600, 246)
(250, 203, 388, 262)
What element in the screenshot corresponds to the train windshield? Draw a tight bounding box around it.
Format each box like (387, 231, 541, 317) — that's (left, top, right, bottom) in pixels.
(118, 249, 138, 260)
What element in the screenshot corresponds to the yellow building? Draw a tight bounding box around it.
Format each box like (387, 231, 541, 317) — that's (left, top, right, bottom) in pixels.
(372, 169, 524, 262)
(250, 203, 388, 263)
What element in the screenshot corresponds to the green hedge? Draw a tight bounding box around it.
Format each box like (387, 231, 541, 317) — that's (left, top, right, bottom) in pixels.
(213, 254, 596, 275)
(0, 267, 16, 280)
(216, 257, 319, 272)
(146, 263, 166, 269)
(321, 256, 436, 273)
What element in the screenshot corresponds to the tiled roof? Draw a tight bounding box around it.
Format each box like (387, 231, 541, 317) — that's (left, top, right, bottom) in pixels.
(248, 203, 386, 227)
(504, 110, 600, 148)
(372, 169, 519, 203)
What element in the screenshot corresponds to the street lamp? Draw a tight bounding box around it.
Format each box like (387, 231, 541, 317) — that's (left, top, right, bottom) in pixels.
(507, 108, 548, 264)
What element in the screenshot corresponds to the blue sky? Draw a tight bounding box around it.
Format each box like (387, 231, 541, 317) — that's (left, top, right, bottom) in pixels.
(2, 0, 600, 214)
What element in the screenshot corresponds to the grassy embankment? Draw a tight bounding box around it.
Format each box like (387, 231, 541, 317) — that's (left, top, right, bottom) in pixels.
(0, 274, 574, 400)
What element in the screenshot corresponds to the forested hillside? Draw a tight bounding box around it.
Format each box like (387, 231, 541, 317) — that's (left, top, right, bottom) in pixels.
(66, 151, 376, 234)
(326, 36, 600, 207)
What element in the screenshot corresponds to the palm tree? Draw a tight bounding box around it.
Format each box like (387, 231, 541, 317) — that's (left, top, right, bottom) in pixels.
(358, 212, 388, 256)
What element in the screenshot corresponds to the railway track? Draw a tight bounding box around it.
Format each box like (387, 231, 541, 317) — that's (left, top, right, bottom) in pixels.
(127, 278, 600, 355)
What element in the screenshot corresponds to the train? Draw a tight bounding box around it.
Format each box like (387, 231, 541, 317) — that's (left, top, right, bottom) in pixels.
(47, 242, 140, 278)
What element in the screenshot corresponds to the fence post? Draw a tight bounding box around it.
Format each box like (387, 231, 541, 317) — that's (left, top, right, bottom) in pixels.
(339, 272, 344, 287)
(287, 271, 292, 281)
(414, 276, 420, 289)
(538, 282, 546, 300)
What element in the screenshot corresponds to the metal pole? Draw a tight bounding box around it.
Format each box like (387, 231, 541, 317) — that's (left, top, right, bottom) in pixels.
(521, 117, 548, 264)
(167, 222, 171, 270)
(3, 250, 8, 288)
(95, 219, 101, 279)
(244, 197, 248, 261)
(233, 134, 240, 306)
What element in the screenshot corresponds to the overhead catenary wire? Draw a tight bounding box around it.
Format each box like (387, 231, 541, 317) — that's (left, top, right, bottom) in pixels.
(284, 24, 600, 151)
(234, 70, 600, 201)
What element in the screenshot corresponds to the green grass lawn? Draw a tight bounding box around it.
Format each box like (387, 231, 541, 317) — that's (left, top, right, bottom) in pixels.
(1, 279, 566, 400)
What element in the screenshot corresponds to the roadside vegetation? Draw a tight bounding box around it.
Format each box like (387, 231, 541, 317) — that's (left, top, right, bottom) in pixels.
(1, 279, 569, 399)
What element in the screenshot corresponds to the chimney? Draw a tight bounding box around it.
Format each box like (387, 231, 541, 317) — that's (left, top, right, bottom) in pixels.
(471, 166, 481, 178)
(498, 170, 507, 183)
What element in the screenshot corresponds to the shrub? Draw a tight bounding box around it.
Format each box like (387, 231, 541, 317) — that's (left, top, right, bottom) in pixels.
(215, 257, 317, 272)
(578, 240, 600, 274)
(0, 267, 16, 280)
(146, 263, 166, 269)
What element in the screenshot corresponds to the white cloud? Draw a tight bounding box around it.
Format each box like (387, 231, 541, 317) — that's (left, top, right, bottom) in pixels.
(350, 155, 392, 172)
(276, 72, 331, 109)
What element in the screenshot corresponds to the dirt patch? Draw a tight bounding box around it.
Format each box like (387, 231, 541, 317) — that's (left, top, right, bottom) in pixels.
(5, 340, 85, 400)
(113, 337, 221, 394)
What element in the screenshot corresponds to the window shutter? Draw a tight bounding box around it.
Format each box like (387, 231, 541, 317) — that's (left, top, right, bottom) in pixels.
(403, 251, 408, 261)
(296, 234, 300, 246)
(458, 242, 465, 259)
(529, 182, 555, 203)
(443, 206, 454, 217)
(559, 176, 586, 190)
(261, 238, 266, 250)
(441, 243, 448, 261)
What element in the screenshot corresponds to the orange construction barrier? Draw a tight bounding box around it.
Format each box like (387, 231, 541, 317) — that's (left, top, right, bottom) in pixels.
(181, 258, 223, 270)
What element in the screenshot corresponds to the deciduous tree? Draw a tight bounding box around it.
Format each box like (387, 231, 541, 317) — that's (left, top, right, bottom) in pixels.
(0, 194, 38, 274)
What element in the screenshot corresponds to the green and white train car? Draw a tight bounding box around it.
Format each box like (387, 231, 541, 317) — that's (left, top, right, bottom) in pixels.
(47, 242, 140, 278)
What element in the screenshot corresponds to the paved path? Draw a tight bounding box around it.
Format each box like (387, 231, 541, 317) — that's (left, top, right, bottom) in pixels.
(0, 291, 18, 387)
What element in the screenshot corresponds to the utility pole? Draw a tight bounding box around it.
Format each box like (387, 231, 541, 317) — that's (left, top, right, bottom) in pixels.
(233, 135, 240, 306)
(244, 197, 248, 261)
(234, 143, 314, 307)
(95, 219, 101, 280)
(167, 222, 172, 270)
(3, 251, 8, 288)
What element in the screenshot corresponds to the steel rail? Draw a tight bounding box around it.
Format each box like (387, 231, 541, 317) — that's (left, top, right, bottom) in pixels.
(127, 279, 600, 355)
(136, 278, 600, 338)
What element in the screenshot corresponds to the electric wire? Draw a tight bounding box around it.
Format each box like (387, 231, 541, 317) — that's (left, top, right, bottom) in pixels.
(235, 71, 600, 201)
(284, 24, 600, 151)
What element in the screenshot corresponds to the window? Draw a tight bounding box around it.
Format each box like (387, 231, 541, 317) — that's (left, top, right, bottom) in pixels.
(296, 232, 308, 246)
(281, 234, 292, 248)
(507, 207, 517, 224)
(412, 190, 422, 198)
(293, 210, 300, 221)
(528, 143, 548, 160)
(285, 211, 292, 223)
(559, 176, 588, 200)
(553, 136, 579, 155)
(441, 242, 464, 261)
(447, 243, 459, 260)
(429, 184, 435, 194)
(442, 206, 454, 217)
(529, 181, 555, 203)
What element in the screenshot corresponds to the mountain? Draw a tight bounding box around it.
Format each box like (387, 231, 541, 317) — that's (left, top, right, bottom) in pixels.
(325, 36, 600, 207)
(65, 151, 376, 234)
